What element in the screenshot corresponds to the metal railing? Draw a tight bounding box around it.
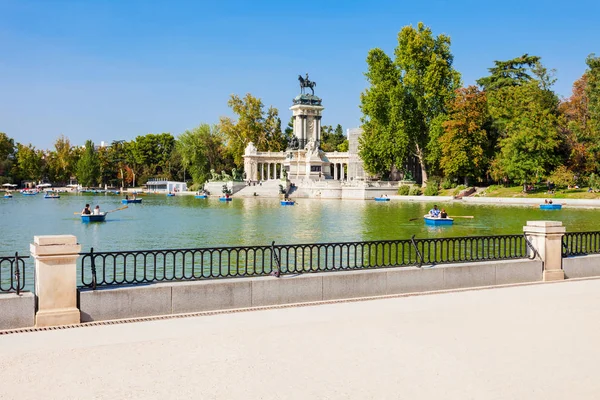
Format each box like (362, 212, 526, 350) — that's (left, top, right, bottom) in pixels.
(562, 232, 600, 257)
(0, 253, 28, 295)
(79, 234, 537, 289)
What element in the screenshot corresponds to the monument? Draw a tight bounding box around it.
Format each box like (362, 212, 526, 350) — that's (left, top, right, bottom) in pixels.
(242, 74, 355, 184)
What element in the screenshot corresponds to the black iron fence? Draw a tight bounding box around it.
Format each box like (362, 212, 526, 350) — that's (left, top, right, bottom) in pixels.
(0, 253, 28, 295)
(562, 232, 600, 257)
(79, 234, 537, 289)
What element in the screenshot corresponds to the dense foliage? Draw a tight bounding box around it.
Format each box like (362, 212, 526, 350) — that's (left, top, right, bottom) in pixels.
(359, 23, 600, 189)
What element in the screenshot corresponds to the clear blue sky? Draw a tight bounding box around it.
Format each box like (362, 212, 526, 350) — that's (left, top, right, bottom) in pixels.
(1, 0, 599, 149)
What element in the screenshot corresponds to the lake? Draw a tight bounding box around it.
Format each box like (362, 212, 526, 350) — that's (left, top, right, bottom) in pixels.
(1, 192, 598, 255)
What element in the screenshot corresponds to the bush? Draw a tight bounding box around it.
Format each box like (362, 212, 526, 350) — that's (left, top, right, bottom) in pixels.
(397, 185, 410, 195)
(548, 166, 575, 189)
(588, 173, 600, 190)
(424, 183, 439, 196)
(408, 186, 422, 196)
(441, 178, 455, 190)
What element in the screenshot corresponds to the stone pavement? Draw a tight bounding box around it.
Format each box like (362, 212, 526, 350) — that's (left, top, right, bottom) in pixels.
(2, 279, 600, 399)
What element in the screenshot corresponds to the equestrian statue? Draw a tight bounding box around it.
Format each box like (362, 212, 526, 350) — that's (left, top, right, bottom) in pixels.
(298, 73, 316, 95)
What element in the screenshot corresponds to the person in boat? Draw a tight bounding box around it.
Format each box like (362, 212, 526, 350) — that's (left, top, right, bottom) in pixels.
(544, 199, 548, 204)
(93, 205, 101, 215)
(548, 199, 553, 204)
(440, 209, 448, 218)
(125, 194, 129, 200)
(428, 205, 441, 218)
(132, 193, 137, 200)
(82, 204, 91, 215)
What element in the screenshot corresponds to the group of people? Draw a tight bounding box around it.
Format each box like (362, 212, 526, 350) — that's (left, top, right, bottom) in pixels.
(82, 204, 102, 215)
(428, 205, 448, 219)
(544, 199, 554, 204)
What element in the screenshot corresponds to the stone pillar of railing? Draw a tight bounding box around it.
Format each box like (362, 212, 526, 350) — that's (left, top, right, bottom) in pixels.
(31, 235, 81, 327)
(523, 221, 565, 281)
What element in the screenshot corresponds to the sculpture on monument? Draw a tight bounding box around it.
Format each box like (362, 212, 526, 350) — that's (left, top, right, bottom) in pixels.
(298, 73, 316, 95)
(210, 169, 220, 181)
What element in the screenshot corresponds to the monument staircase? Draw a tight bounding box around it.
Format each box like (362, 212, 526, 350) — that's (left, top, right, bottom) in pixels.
(234, 180, 287, 198)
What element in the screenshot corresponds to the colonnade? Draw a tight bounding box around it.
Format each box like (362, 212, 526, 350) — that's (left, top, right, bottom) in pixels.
(257, 162, 285, 181)
(331, 163, 348, 181)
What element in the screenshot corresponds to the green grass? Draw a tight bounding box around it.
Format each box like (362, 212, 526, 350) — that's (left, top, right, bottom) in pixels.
(480, 185, 600, 199)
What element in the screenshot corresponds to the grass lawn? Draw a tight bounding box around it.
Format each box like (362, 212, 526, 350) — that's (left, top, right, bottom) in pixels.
(480, 185, 600, 199)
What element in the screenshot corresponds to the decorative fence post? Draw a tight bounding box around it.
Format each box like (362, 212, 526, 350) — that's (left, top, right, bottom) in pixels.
(523, 221, 565, 281)
(30, 235, 81, 327)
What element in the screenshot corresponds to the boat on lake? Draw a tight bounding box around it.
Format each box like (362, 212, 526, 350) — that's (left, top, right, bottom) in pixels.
(424, 215, 454, 226)
(21, 190, 38, 196)
(44, 194, 60, 199)
(219, 197, 232, 202)
(3, 193, 12, 198)
(374, 197, 390, 202)
(280, 200, 295, 206)
(195, 194, 208, 199)
(81, 213, 107, 222)
(166, 193, 175, 197)
(540, 204, 562, 210)
(122, 198, 142, 204)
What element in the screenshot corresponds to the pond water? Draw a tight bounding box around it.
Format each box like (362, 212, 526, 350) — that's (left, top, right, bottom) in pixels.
(1, 193, 598, 255)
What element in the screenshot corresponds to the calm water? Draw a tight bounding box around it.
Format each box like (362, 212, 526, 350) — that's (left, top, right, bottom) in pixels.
(1, 193, 599, 255)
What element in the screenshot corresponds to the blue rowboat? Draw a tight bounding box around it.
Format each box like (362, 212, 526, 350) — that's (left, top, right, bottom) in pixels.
(3, 194, 12, 198)
(195, 195, 208, 199)
(280, 200, 295, 206)
(121, 198, 142, 204)
(22, 192, 37, 196)
(424, 215, 454, 226)
(166, 193, 175, 197)
(81, 213, 106, 223)
(540, 204, 562, 210)
(374, 197, 390, 202)
(44, 195, 60, 199)
(219, 197, 232, 202)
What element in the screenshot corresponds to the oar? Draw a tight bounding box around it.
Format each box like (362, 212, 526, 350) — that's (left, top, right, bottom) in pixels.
(73, 205, 128, 215)
(408, 217, 422, 221)
(106, 205, 128, 213)
(450, 215, 474, 219)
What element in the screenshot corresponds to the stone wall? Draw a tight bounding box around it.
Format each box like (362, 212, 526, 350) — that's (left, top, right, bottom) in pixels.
(563, 254, 600, 279)
(79, 259, 542, 322)
(0, 293, 35, 330)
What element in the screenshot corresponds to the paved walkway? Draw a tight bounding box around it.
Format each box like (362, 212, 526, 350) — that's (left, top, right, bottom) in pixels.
(2, 280, 600, 399)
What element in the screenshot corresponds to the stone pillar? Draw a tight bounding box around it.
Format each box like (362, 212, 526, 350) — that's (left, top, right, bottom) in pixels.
(523, 221, 566, 281)
(341, 164, 345, 181)
(334, 163, 338, 180)
(261, 163, 265, 181)
(302, 116, 307, 143)
(31, 235, 81, 327)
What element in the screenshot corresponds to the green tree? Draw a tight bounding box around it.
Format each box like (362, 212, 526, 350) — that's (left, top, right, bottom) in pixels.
(76, 140, 100, 187)
(440, 86, 490, 185)
(321, 124, 346, 152)
(177, 124, 227, 184)
(219, 93, 283, 166)
(476, 54, 541, 91)
(0, 133, 16, 182)
(359, 22, 461, 184)
(48, 135, 75, 184)
(15, 143, 44, 182)
(585, 54, 600, 142)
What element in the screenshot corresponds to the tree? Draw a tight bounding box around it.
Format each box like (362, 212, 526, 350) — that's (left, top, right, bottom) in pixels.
(321, 124, 346, 152)
(48, 135, 75, 184)
(585, 54, 600, 141)
(15, 143, 44, 182)
(488, 82, 561, 187)
(76, 140, 100, 187)
(220, 94, 274, 166)
(359, 22, 461, 184)
(477, 54, 541, 91)
(177, 124, 227, 184)
(0, 133, 16, 181)
(440, 86, 490, 185)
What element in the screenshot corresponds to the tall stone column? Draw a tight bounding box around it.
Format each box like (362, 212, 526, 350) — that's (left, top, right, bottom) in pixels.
(31, 235, 81, 327)
(302, 116, 307, 143)
(334, 163, 338, 180)
(523, 221, 566, 281)
(341, 164, 345, 181)
(261, 163, 265, 181)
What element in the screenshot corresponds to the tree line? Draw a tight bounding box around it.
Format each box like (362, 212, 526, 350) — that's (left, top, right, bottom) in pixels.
(0, 94, 347, 189)
(359, 22, 600, 190)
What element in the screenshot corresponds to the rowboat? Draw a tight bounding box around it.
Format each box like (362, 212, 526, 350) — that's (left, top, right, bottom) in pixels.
(219, 197, 232, 202)
(121, 198, 142, 204)
(166, 193, 175, 197)
(44, 195, 60, 199)
(195, 194, 208, 199)
(374, 197, 390, 202)
(280, 200, 295, 206)
(81, 213, 107, 222)
(22, 191, 37, 196)
(3, 194, 12, 198)
(540, 204, 562, 210)
(424, 215, 454, 226)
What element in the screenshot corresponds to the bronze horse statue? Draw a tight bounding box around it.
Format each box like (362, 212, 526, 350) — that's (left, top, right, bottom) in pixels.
(298, 73, 316, 95)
